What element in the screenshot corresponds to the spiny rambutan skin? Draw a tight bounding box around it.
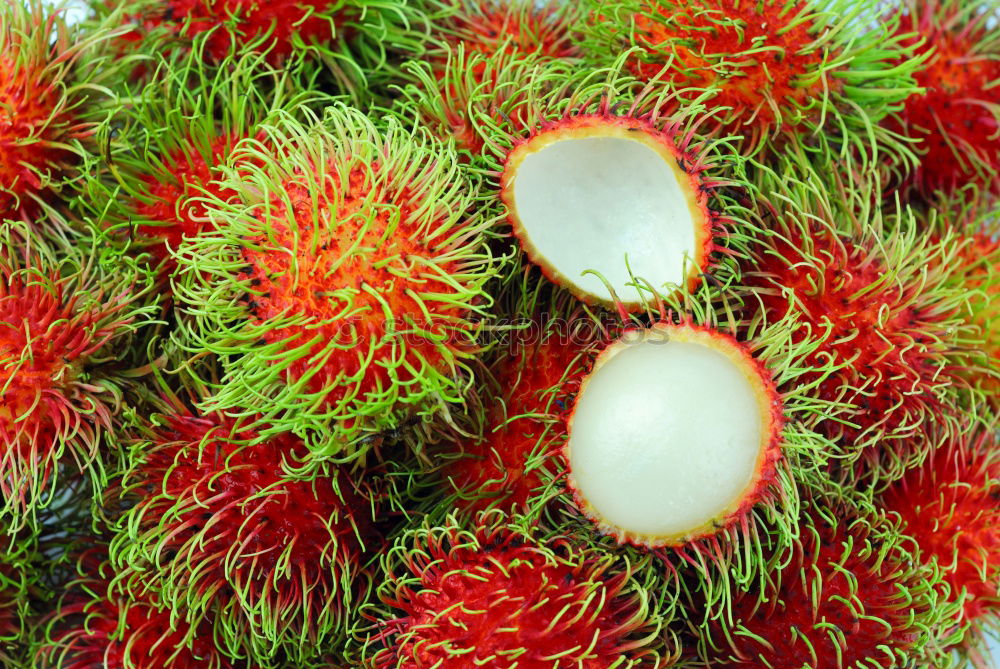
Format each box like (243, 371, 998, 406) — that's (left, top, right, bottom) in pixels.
(111, 406, 378, 662)
(38, 549, 242, 669)
(424, 0, 581, 63)
(886, 0, 1000, 199)
(131, 133, 243, 271)
(364, 511, 672, 668)
(0, 1, 108, 219)
(738, 159, 976, 479)
(173, 104, 497, 457)
(0, 223, 154, 525)
(444, 326, 592, 514)
(701, 503, 956, 668)
(579, 0, 921, 150)
(879, 425, 999, 623)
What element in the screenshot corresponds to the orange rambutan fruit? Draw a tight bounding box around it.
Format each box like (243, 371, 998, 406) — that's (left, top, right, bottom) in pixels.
(0, 222, 154, 526)
(1, 1, 125, 220)
(579, 0, 923, 150)
(172, 104, 497, 459)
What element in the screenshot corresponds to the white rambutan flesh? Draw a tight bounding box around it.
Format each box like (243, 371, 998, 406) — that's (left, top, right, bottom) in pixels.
(566, 324, 782, 547)
(501, 119, 712, 307)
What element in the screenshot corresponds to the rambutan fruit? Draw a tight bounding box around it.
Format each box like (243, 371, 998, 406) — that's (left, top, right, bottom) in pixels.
(81, 51, 324, 279)
(107, 0, 426, 80)
(0, 221, 155, 526)
(884, 0, 1000, 200)
(697, 497, 961, 667)
(361, 510, 676, 668)
(421, 0, 582, 64)
(38, 547, 245, 669)
(483, 63, 745, 310)
(578, 0, 924, 153)
(878, 423, 999, 627)
(110, 390, 378, 664)
(442, 311, 596, 515)
(393, 47, 575, 157)
(0, 1, 128, 221)
(565, 320, 785, 549)
(171, 103, 498, 459)
(738, 153, 981, 479)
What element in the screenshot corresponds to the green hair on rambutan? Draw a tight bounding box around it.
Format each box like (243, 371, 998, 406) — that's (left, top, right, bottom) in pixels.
(358, 509, 679, 668)
(576, 0, 926, 161)
(693, 487, 964, 668)
(0, 0, 140, 224)
(738, 145, 987, 482)
(78, 47, 329, 282)
(391, 47, 578, 159)
(170, 103, 503, 463)
(417, 0, 583, 62)
(0, 219, 157, 529)
(475, 53, 753, 311)
(0, 525, 38, 667)
(89, 0, 430, 92)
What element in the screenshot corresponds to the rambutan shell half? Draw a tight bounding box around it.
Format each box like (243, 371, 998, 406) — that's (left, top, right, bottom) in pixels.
(500, 115, 714, 308)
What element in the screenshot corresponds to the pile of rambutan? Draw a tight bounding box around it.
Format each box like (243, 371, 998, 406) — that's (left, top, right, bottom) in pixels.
(2, 0, 997, 667)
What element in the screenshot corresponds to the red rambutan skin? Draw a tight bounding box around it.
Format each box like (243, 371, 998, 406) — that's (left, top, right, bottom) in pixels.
(373, 518, 658, 668)
(433, 0, 579, 63)
(0, 270, 129, 503)
(127, 0, 350, 63)
(879, 428, 999, 622)
(711, 514, 921, 667)
(0, 55, 75, 218)
(122, 409, 375, 630)
(132, 133, 242, 271)
(445, 331, 589, 514)
(886, 1, 1000, 198)
(744, 224, 949, 452)
(952, 233, 999, 397)
(42, 551, 239, 669)
(238, 164, 472, 407)
(621, 0, 836, 138)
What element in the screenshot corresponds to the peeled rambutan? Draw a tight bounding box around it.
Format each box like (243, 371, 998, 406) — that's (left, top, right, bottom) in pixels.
(38, 548, 243, 669)
(879, 423, 999, 625)
(443, 315, 594, 514)
(739, 155, 978, 478)
(579, 0, 922, 150)
(362, 511, 674, 668)
(1, 1, 125, 220)
(885, 0, 1000, 199)
(110, 397, 378, 663)
(698, 499, 960, 667)
(565, 320, 785, 548)
(485, 66, 743, 310)
(172, 103, 497, 458)
(0, 221, 154, 525)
